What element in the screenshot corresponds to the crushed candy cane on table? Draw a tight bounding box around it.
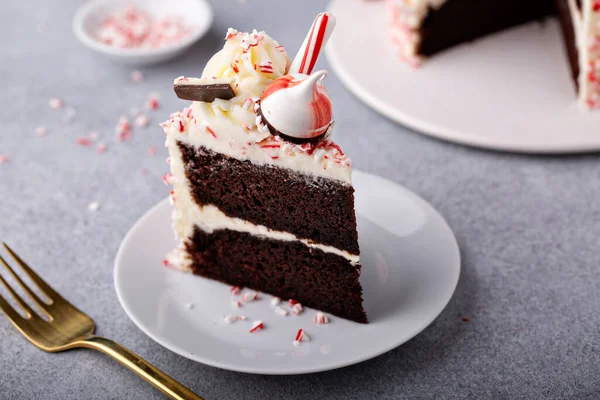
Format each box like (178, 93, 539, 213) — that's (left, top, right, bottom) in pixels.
(0, 155, 9, 164)
(249, 320, 264, 333)
(95, 5, 196, 49)
(35, 126, 47, 137)
(314, 312, 329, 324)
(242, 291, 259, 303)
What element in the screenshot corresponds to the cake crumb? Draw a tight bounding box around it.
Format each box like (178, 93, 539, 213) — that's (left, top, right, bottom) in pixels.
(462, 317, 470, 322)
(87, 202, 100, 212)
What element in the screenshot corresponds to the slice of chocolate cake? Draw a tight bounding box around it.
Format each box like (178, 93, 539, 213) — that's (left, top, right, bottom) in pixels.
(386, 0, 600, 109)
(162, 14, 367, 323)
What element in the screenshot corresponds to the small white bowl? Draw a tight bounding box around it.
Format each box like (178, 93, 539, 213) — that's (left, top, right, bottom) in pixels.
(73, 0, 213, 66)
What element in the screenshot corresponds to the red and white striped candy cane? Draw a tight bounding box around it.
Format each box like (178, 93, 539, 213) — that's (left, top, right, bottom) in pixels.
(290, 12, 337, 75)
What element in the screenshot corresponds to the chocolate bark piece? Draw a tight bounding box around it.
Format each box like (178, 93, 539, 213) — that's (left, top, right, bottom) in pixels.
(173, 77, 235, 102)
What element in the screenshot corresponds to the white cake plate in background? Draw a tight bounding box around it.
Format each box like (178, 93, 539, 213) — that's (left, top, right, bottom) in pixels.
(326, 0, 600, 154)
(114, 171, 461, 375)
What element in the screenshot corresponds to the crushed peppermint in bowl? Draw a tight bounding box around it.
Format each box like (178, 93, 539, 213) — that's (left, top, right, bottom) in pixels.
(73, 0, 213, 65)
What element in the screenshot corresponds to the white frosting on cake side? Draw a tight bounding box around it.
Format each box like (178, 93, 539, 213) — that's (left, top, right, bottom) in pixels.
(386, 0, 448, 66)
(165, 134, 359, 271)
(162, 106, 352, 183)
(575, 0, 600, 109)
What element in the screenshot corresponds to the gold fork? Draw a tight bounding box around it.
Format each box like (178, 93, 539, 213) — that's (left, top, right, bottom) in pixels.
(0, 243, 204, 400)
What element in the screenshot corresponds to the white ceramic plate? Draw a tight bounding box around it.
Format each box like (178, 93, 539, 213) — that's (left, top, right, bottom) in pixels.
(326, 0, 600, 154)
(73, 0, 213, 65)
(114, 171, 460, 375)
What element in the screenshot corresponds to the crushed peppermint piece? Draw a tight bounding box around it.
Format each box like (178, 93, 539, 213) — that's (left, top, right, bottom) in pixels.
(292, 303, 304, 315)
(270, 297, 281, 307)
(314, 312, 329, 324)
(147, 146, 157, 156)
(131, 70, 143, 82)
(223, 315, 238, 324)
(237, 316, 247, 321)
(76, 136, 93, 147)
(87, 202, 100, 212)
(34, 126, 47, 137)
(96, 142, 107, 153)
(274, 306, 288, 316)
(0, 155, 9, 164)
(115, 115, 132, 142)
(162, 173, 174, 185)
(88, 131, 99, 141)
(49, 98, 63, 109)
(146, 93, 160, 110)
(242, 291, 259, 303)
(288, 299, 299, 306)
(230, 286, 242, 295)
(232, 300, 242, 308)
(293, 329, 310, 346)
(135, 114, 149, 127)
(249, 320, 264, 333)
(184, 303, 194, 310)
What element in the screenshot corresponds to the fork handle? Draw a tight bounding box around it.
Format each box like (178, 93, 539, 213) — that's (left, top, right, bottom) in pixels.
(77, 336, 204, 400)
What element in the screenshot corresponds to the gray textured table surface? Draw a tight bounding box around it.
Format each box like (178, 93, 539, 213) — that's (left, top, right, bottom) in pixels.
(2, 0, 600, 399)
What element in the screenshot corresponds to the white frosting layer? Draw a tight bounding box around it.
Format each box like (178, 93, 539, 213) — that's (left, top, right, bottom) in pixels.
(162, 106, 352, 183)
(165, 134, 359, 269)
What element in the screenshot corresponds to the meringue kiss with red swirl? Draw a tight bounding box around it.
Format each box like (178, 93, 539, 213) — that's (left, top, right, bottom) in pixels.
(258, 70, 333, 144)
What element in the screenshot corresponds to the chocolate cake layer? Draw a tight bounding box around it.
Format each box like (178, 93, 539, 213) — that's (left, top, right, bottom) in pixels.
(178, 142, 360, 255)
(556, 0, 580, 89)
(419, 0, 555, 56)
(186, 226, 367, 323)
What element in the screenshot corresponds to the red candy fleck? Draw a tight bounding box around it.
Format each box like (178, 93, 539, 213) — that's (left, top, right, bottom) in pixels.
(594, 1, 600, 12)
(76, 136, 93, 147)
(206, 126, 216, 138)
(288, 299, 299, 306)
(0, 155, 9, 164)
(147, 96, 160, 110)
(249, 320, 264, 333)
(96, 142, 107, 154)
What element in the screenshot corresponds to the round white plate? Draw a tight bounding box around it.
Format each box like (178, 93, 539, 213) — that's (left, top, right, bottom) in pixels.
(326, 0, 600, 154)
(114, 170, 460, 375)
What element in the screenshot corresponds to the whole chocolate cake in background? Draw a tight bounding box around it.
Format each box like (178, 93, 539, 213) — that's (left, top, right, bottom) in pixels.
(161, 13, 367, 323)
(387, 0, 600, 109)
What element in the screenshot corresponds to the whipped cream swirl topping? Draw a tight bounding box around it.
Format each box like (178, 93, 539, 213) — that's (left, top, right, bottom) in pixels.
(195, 29, 290, 131)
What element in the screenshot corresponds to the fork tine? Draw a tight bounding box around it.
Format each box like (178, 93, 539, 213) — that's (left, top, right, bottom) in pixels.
(2, 243, 63, 304)
(0, 273, 36, 319)
(0, 254, 51, 318)
(0, 291, 27, 323)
